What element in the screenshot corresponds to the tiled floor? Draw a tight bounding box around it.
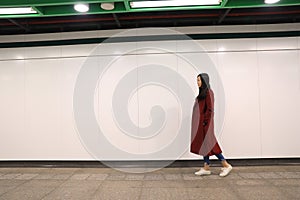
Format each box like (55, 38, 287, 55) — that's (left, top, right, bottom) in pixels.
(0, 165, 299, 200)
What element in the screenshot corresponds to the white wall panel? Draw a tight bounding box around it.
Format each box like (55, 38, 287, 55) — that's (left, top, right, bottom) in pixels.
(196, 40, 217, 52)
(61, 44, 97, 57)
(257, 37, 298, 51)
(217, 52, 261, 158)
(23, 59, 61, 159)
(0, 48, 25, 60)
(96, 55, 140, 158)
(24, 46, 62, 59)
(217, 38, 257, 52)
(258, 50, 300, 157)
(137, 54, 179, 156)
(0, 60, 25, 159)
(59, 57, 92, 159)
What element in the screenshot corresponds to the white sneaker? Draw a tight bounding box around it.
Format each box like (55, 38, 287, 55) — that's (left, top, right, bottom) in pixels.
(195, 168, 211, 176)
(219, 165, 233, 177)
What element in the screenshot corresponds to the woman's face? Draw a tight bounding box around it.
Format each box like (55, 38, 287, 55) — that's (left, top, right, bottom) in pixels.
(197, 76, 202, 87)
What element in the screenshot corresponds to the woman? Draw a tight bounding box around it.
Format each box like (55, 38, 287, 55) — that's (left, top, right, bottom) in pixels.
(190, 73, 232, 177)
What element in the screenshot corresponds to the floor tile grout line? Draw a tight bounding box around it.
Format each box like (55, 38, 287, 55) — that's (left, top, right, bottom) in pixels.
(138, 176, 145, 200)
(262, 175, 297, 200)
(38, 168, 80, 200)
(87, 177, 106, 199)
(0, 176, 32, 198)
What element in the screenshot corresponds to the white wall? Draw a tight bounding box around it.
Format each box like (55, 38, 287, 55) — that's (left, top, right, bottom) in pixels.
(0, 23, 300, 160)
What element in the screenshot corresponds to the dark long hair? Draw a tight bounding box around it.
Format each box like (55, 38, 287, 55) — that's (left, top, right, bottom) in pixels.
(197, 73, 210, 100)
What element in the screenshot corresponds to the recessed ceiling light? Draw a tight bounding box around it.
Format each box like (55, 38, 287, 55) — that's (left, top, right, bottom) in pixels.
(264, 0, 280, 4)
(130, 0, 221, 8)
(101, 2, 115, 10)
(74, 3, 89, 13)
(0, 7, 37, 15)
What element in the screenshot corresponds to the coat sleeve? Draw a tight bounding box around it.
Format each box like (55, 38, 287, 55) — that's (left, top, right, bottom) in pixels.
(204, 89, 214, 122)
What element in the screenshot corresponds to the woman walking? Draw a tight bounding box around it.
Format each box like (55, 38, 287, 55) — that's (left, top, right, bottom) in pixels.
(190, 73, 232, 177)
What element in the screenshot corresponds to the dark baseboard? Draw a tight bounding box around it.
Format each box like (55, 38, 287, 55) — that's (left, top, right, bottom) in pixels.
(0, 158, 299, 168)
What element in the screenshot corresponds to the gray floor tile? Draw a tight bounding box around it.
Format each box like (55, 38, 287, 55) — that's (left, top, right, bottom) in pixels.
(279, 186, 300, 199)
(271, 179, 300, 186)
(182, 173, 203, 180)
(60, 180, 101, 187)
(238, 172, 263, 179)
(101, 180, 143, 188)
(183, 179, 230, 188)
(41, 182, 99, 200)
(49, 173, 72, 180)
(33, 174, 55, 180)
(202, 174, 223, 180)
(0, 180, 26, 196)
(232, 186, 288, 200)
(144, 174, 165, 180)
(125, 174, 145, 180)
(0, 180, 64, 200)
(221, 173, 242, 179)
(140, 188, 189, 200)
(69, 173, 90, 180)
(0, 173, 22, 179)
(93, 187, 141, 200)
(143, 180, 187, 188)
(14, 173, 39, 180)
(87, 173, 109, 180)
(277, 171, 300, 178)
(187, 187, 239, 200)
(0, 165, 298, 200)
(106, 174, 126, 180)
(257, 172, 283, 179)
(164, 174, 182, 180)
(232, 179, 270, 186)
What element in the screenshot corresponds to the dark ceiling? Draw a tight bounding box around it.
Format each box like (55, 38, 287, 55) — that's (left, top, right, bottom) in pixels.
(1, 5, 300, 35)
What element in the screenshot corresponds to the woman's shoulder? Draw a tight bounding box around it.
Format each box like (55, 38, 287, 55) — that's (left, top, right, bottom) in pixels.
(206, 88, 214, 94)
(206, 88, 214, 98)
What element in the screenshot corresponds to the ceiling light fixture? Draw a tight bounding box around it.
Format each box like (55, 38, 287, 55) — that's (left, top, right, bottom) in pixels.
(101, 2, 115, 10)
(74, 3, 89, 12)
(264, 0, 280, 4)
(0, 7, 37, 15)
(130, 0, 222, 8)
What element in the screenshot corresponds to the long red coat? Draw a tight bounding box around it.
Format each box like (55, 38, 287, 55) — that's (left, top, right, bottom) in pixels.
(190, 89, 222, 156)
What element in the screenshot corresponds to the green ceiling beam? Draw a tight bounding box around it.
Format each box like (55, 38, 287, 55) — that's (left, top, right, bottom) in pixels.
(225, 0, 300, 8)
(221, 0, 230, 7)
(40, 3, 126, 17)
(124, 0, 131, 11)
(0, 0, 122, 7)
(1, 0, 300, 19)
(32, 6, 44, 16)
